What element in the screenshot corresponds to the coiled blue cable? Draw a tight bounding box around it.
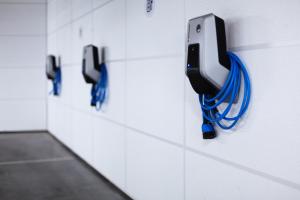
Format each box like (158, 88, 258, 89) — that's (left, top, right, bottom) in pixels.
(91, 63, 108, 110)
(199, 52, 251, 135)
(51, 68, 61, 96)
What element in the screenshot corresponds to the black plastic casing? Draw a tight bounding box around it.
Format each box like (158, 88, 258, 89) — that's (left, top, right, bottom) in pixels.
(82, 45, 100, 84)
(46, 55, 58, 80)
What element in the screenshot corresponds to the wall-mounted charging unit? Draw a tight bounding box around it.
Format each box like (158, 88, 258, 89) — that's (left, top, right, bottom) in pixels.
(186, 13, 251, 139)
(82, 45, 108, 110)
(46, 55, 61, 96)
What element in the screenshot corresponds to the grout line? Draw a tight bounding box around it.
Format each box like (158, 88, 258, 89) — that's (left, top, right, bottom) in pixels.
(0, 66, 44, 69)
(186, 147, 300, 191)
(49, 14, 300, 55)
(0, 157, 74, 167)
(55, 54, 184, 68)
(47, 37, 300, 69)
(125, 54, 183, 62)
(72, 0, 114, 24)
(0, 34, 45, 37)
(0, 2, 45, 5)
(47, 0, 115, 35)
(0, 98, 46, 102)
(229, 41, 300, 52)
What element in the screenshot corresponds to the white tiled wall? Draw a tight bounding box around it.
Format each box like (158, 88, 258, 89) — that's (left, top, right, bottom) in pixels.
(0, 1, 46, 131)
(47, 0, 300, 199)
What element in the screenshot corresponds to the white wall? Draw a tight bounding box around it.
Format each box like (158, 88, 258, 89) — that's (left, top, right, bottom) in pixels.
(0, 0, 46, 131)
(47, 0, 300, 199)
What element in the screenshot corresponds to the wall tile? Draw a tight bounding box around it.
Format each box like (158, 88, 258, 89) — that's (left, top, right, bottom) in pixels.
(126, 57, 185, 144)
(54, 103, 72, 147)
(47, 96, 57, 133)
(92, 0, 111, 9)
(126, 129, 184, 200)
(0, 4, 45, 35)
(56, 0, 72, 28)
(0, 36, 45, 67)
(186, 0, 300, 48)
(56, 24, 72, 66)
(93, 0, 125, 61)
(47, 33, 57, 55)
(58, 66, 73, 105)
(71, 65, 93, 112)
(47, 0, 56, 33)
(0, 68, 46, 99)
(0, 100, 46, 131)
(126, 0, 185, 58)
(72, 0, 92, 20)
(93, 118, 126, 189)
(71, 110, 94, 164)
(71, 13, 93, 65)
(186, 150, 300, 200)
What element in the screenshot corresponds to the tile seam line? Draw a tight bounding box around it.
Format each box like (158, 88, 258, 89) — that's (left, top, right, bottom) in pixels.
(229, 41, 300, 52)
(0, 2, 45, 5)
(54, 101, 300, 191)
(60, 55, 187, 69)
(48, 0, 115, 35)
(186, 147, 300, 192)
(0, 34, 46, 37)
(46, 41, 300, 68)
(0, 98, 46, 101)
(0, 157, 74, 166)
(64, 54, 183, 67)
(71, 0, 114, 23)
(49, 18, 300, 53)
(0, 66, 46, 68)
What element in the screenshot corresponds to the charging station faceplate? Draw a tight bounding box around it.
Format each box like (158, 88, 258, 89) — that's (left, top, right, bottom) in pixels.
(46, 55, 57, 80)
(186, 13, 230, 95)
(82, 45, 100, 84)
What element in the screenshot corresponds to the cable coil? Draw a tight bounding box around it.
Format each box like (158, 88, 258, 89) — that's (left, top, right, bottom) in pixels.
(199, 52, 251, 138)
(91, 63, 108, 110)
(51, 68, 61, 96)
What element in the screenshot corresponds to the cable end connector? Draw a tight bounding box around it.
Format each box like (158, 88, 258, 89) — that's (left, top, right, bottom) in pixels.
(202, 123, 217, 139)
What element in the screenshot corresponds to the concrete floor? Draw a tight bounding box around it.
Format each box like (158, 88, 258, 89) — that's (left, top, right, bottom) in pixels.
(0, 132, 131, 200)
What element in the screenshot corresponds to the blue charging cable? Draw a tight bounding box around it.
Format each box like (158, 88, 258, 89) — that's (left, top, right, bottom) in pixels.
(91, 63, 108, 110)
(199, 52, 251, 138)
(50, 68, 61, 96)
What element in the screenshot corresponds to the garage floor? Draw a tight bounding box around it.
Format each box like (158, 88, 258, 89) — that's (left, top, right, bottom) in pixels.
(0, 132, 131, 200)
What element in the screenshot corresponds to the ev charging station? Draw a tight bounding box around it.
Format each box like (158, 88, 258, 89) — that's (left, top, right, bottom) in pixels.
(186, 14, 251, 139)
(82, 45, 108, 110)
(46, 55, 61, 96)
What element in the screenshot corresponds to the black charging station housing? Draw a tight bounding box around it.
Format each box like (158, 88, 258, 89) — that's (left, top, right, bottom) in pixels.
(82, 45, 100, 85)
(46, 55, 58, 80)
(186, 15, 230, 97)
